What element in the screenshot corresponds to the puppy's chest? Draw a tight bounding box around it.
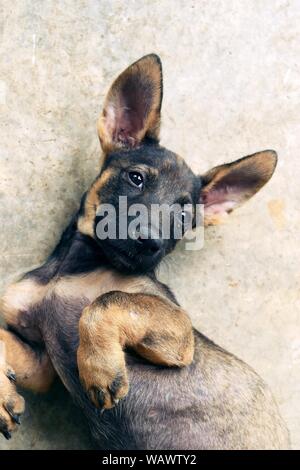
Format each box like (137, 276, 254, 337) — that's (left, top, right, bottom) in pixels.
(1, 269, 159, 345)
(52, 269, 156, 302)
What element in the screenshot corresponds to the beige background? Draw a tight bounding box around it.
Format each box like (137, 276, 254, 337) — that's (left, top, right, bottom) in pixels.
(0, 0, 299, 449)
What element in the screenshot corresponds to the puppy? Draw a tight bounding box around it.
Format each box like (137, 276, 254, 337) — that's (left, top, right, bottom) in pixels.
(0, 54, 289, 449)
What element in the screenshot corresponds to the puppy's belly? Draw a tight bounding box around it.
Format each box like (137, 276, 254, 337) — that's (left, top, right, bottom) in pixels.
(37, 284, 288, 450)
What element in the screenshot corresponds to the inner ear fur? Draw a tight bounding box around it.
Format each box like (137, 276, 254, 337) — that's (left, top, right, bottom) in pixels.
(200, 150, 277, 226)
(98, 54, 163, 153)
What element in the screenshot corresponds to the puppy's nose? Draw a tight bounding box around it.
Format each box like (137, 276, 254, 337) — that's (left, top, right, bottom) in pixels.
(137, 237, 163, 255)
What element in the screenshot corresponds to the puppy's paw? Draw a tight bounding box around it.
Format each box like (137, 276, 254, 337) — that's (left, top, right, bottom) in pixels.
(78, 346, 129, 410)
(0, 365, 25, 439)
(88, 369, 129, 410)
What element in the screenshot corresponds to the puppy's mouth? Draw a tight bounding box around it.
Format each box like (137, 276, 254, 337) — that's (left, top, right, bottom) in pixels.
(99, 240, 163, 274)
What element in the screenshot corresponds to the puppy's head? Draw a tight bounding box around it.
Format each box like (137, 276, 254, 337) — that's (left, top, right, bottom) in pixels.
(78, 54, 277, 273)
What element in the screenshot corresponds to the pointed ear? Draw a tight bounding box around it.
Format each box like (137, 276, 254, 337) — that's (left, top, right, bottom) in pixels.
(98, 54, 163, 153)
(199, 150, 277, 226)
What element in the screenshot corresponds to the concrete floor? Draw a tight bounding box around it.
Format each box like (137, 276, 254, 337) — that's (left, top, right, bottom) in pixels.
(0, 0, 299, 449)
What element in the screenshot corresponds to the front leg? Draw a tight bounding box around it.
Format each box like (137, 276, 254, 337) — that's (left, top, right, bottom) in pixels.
(77, 291, 194, 409)
(0, 329, 55, 439)
(0, 277, 56, 439)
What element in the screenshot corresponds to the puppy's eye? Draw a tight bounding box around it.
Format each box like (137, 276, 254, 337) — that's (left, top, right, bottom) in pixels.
(128, 171, 144, 189)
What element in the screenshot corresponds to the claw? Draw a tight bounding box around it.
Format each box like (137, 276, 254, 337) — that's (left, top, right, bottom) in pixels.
(2, 430, 11, 440)
(4, 405, 21, 425)
(88, 387, 105, 409)
(96, 389, 106, 409)
(6, 370, 16, 383)
(11, 414, 21, 425)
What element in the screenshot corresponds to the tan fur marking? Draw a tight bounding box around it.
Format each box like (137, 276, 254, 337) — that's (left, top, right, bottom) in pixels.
(53, 269, 160, 303)
(1, 267, 160, 330)
(0, 329, 55, 393)
(0, 279, 48, 326)
(78, 291, 194, 409)
(77, 168, 114, 237)
(0, 344, 25, 434)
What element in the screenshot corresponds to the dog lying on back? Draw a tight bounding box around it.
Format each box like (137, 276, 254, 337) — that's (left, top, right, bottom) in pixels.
(0, 54, 289, 449)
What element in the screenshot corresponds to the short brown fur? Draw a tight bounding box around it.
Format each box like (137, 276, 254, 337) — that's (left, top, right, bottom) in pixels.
(78, 291, 193, 408)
